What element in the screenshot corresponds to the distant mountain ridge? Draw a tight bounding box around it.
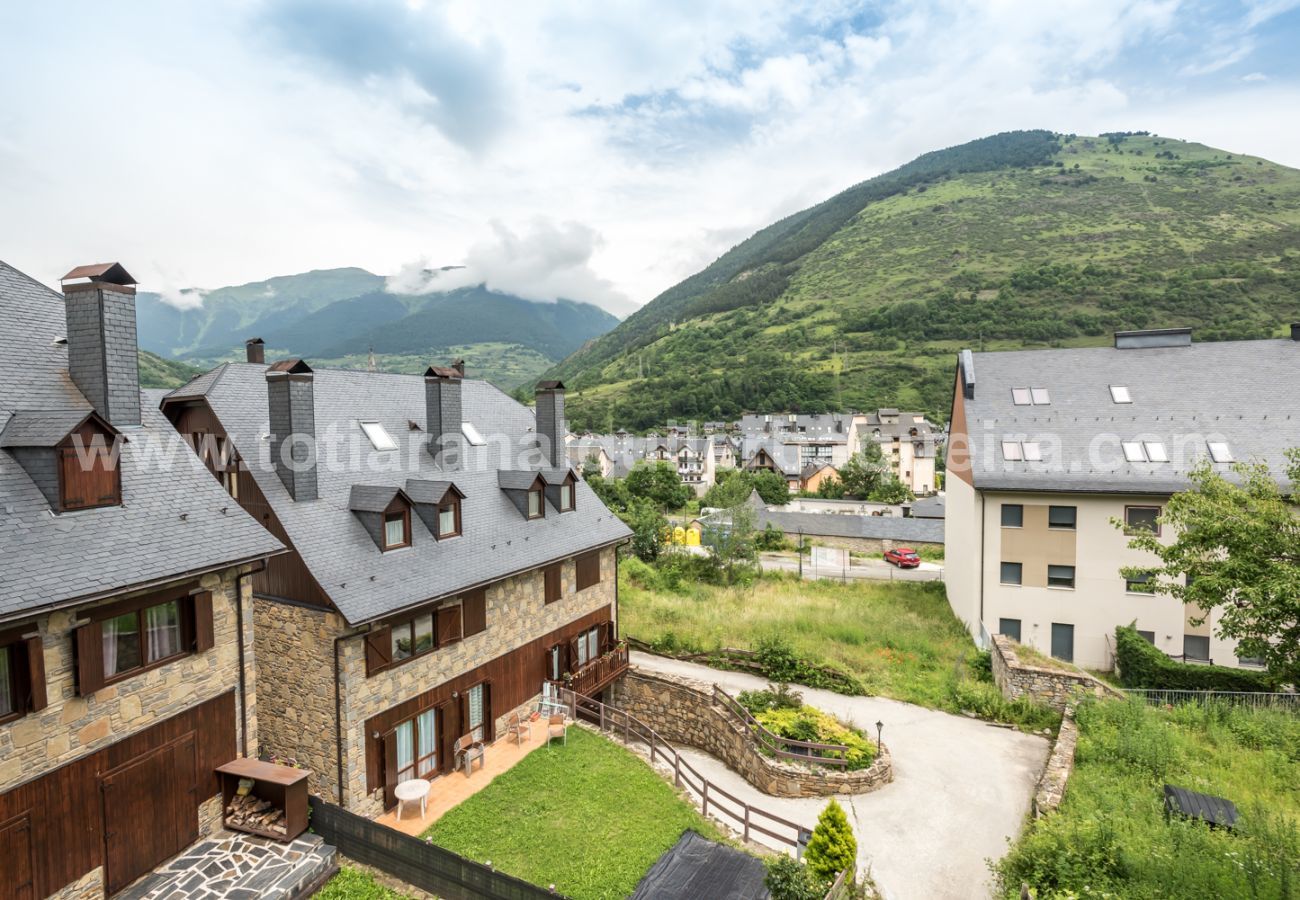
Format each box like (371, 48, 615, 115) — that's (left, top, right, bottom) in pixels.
(136, 268, 620, 389)
(545, 130, 1300, 431)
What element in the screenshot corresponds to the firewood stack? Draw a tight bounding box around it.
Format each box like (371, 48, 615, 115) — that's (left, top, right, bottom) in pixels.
(226, 793, 288, 836)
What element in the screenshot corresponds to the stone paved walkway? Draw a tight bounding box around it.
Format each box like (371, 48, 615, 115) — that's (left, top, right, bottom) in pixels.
(116, 832, 336, 900)
(630, 652, 1049, 900)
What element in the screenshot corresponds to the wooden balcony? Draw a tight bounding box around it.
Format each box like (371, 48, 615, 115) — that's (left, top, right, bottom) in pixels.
(561, 644, 630, 697)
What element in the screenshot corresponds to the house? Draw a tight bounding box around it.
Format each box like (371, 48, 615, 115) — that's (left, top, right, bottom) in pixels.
(0, 261, 284, 897)
(855, 409, 940, 495)
(161, 353, 631, 817)
(736, 413, 858, 472)
(567, 432, 723, 495)
(944, 326, 1300, 670)
(798, 462, 840, 494)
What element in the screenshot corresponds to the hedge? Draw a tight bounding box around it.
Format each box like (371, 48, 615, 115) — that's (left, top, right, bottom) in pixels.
(1114, 625, 1276, 692)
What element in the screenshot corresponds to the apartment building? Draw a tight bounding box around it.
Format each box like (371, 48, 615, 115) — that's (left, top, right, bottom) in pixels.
(854, 409, 940, 495)
(944, 327, 1300, 671)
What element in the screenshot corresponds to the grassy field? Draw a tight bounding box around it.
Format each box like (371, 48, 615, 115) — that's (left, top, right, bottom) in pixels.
(996, 698, 1300, 898)
(314, 866, 411, 900)
(422, 727, 726, 900)
(620, 566, 1058, 732)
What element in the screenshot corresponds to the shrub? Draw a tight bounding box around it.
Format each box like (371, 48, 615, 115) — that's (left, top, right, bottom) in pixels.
(1114, 625, 1276, 692)
(765, 855, 825, 900)
(805, 799, 857, 884)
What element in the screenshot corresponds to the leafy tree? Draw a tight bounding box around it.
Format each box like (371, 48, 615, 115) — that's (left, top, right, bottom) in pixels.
(869, 474, 914, 504)
(752, 469, 792, 505)
(814, 475, 846, 499)
(1117, 451, 1300, 683)
(838, 446, 889, 499)
(626, 498, 669, 563)
(804, 799, 857, 884)
(586, 473, 629, 514)
(704, 502, 759, 585)
(755, 522, 788, 551)
(625, 460, 692, 511)
(764, 855, 824, 900)
(580, 453, 603, 480)
(702, 469, 756, 508)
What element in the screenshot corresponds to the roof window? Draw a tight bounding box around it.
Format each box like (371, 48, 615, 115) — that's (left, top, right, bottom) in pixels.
(1021, 441, 1043, 461)
(360, 422, 398, 452)
(1144, 442, 1169, 463)
(1122, 441, 1168, 463)
(1001, 441, 1023, 461)
(1030, 388, 1050, 405)
(1109, 385, 1132, 403)
(1122, 441, 1145, 463)
(1011, 387, 1050, 405)
(462, 422, 486, 446)
(1207, 441, 1233, 463)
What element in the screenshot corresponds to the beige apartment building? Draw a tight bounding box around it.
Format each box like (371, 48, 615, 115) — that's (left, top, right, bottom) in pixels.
(945, 327, 1300, 671)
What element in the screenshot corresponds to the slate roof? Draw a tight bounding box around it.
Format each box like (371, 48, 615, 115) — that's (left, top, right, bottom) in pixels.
(740, 490, 943, 542)
(959, 337, 1300, 494)
(909, 495, 946, 519)
(349, 484, 406, 513)
(0, 260, 284, 623)
(0, 409, 103, 447)
(167, 363, 631, 625)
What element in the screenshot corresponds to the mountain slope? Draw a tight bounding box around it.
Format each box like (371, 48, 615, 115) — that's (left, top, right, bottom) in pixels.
(138, 350, 202, 389)
(547, 131, 1300, 431)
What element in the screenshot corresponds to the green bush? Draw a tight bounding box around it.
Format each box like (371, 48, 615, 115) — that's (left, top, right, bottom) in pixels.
(765, 855, 825, 900)
(1114, 625, 1277, 692)
(805, 799, 857, 884)
(754, 635, 863, 694)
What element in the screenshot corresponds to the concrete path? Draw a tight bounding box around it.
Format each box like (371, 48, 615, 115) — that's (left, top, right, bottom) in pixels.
(631, 652, 1048, 900)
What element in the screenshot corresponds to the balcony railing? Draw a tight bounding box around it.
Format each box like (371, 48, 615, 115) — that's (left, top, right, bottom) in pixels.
(558, 643, 630, 697)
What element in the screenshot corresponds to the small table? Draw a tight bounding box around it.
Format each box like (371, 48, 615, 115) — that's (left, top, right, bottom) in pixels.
(394, 779, 431, 821)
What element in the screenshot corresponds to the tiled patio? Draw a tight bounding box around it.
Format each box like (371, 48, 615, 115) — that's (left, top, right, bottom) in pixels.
(376, 727, 555, 836)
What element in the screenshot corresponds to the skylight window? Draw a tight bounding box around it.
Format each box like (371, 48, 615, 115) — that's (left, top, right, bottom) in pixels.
(1144, 442, 1169, 463)
(1122, 441, 1168, 463)
(1122, 441, 1145, 463)
(1001, 441, 1023, 461)
(1022, 441, 1043, 461)
(1109, 385, 1132, 404)
(1011, 388, 1032, 406)
(1030, 388, 1050, 405)
(1207, 441, 1233, 463)
(462, 422, 486, 446)
(360, 422, 397, 452)
(1012, 387, 1050, 405)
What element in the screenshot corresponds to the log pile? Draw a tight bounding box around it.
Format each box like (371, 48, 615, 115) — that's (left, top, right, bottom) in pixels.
(226, 794, 288, 836)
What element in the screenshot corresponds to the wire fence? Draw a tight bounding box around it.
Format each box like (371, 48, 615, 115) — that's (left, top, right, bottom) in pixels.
(1123, 689, 1300, 711)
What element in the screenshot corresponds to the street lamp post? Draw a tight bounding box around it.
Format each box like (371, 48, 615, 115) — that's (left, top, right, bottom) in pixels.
(876, 720, 884, 751)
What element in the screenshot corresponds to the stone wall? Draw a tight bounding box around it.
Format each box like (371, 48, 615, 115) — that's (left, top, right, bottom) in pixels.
(1034, 709, 1078, 818)
(1, 565, 256, 793)
(47, 866, 103, 900)
(609, 669, 892, 798)
(990, 634, 1124, 713)
(787, 533, 942, 554)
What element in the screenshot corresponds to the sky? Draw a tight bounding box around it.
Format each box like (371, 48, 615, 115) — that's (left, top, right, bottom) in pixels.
(3, 0, 1299, 317)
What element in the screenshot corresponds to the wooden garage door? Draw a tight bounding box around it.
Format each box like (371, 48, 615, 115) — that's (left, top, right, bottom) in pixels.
(101, 734, 198, 895)
(0, 813, 35, 900)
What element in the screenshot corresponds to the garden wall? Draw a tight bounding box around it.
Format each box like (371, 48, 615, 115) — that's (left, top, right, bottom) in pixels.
(608, 668, 891, 798)
(1032, 709, 1078, 817)
(991, 635, 1124, 713)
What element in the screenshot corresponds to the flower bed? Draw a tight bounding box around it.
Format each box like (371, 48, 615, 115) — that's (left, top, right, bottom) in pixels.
(736, 685, 877, 769)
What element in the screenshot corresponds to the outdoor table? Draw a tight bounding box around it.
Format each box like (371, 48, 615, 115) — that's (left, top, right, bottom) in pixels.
(395, 778, 431, 821)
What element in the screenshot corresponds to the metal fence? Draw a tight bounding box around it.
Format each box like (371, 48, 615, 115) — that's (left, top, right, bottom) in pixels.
(308, 796, 564, 899)
(1123, 689, 1300, 710)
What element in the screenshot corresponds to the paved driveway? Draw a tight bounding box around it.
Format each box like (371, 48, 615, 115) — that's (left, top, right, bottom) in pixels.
(631, 652, 1048, 900)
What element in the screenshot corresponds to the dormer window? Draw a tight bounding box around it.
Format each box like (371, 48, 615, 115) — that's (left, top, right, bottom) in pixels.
(350, 485, 415, 552)
(438, 496, 461, 538)
(560, 482, 574, 511)
(405, 479, 466, 541)
(1, 409, 124, 512)
(499, 470, 550, 520)
(528, 488, 544, 519)
(384, 509, 410, 550)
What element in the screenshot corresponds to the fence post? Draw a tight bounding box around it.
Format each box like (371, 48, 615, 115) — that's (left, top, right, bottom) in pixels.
(650, 731, 656, 764)
(599, 702, 605, 732)
(624, 711, 629, 744)
(674, 752, 681, 787)
(743, 805, 750, 843)
(702, 780, 709, 817)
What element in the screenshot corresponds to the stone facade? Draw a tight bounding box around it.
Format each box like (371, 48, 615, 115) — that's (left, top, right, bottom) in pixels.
(0, 565, 257, 794)
(48, 866, 103, 900)
(610, 669, 892, 798)
(1033, 709, 1078, 817)
(253, 546, 618, 817)
(990, 634, 1123, 714)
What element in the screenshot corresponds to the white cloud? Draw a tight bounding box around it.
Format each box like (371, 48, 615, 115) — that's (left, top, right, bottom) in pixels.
(156, 285, 208, 311)
(1242, 71, 1269, 81)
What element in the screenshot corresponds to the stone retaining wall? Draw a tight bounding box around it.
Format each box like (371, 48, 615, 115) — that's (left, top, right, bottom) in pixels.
(991, 635, 1124, 713)
(1033, 708, 1078, 817)
(609, 668, 891, 798)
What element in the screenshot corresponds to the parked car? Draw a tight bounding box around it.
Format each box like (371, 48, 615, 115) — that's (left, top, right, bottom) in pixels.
(883, 547, 921, 568)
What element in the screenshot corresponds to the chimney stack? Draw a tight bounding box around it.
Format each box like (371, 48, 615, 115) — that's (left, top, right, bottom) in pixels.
(535, 380, 566, 467)
(452, 358, 466, 377)
(425, 365, 463, 468)
(60, 263, 141, 427)
(265, 359, 317, 501)
(246, 338, 265, 364)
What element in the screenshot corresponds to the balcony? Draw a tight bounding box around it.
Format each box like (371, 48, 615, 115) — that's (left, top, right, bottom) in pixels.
(559, 643, 630, 697)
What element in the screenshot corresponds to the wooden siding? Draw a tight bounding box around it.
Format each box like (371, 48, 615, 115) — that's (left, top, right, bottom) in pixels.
(0, 691, 236, 898)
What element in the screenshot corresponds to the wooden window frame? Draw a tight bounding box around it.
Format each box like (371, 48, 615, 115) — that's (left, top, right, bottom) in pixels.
(58, 426, 123, 512)
(392, 707, 440, 782)
(382, 506, 412, 551)
(559, 479, 575, 512)
(527, 488, 545, 520)
(368, 593, 484, 677)
(436, 497, 462, 539)
(1124, 505, 1162, 536)
(0, 630, 44, 725)
(76, 586, 210, 692)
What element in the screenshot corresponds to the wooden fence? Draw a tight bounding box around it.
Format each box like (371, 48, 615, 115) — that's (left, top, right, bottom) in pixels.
(308, 796, 564, 899)
(711, 684, 851, 767)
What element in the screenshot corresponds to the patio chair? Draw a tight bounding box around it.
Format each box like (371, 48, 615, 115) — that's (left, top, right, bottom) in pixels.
(454, 733, 485, 776)
(505, 711, 532, 745)
(547, 713, 567, 746)
(539, 681, 567, 718)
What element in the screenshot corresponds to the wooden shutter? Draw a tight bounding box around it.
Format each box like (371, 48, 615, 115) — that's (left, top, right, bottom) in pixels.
(365, 627, 393, 676)
(544, 564, 562, 604)
(602, 620, 617, 654)
(576, 551, 601, 590)
(24, 636, 47, 712)
(462, 591, 487, 637)
(381, 728, 399, 809)
(437, 605, 463, 646)
(481, 682, 494, 742)
(75, 620, 105, 696)
(192, 591, 214, 653)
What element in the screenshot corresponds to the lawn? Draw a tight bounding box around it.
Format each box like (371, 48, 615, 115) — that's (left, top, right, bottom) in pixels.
(314, 865, 411, 899)
(620, 565, 1058, 732)
(995, 698, 1300, 898)
(422, 726, 726, 900)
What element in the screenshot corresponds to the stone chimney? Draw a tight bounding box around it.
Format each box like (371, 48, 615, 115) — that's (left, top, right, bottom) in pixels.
(452, 358, 466, 377)
(246, 338, 265, 364)
(535, 380, 566, 467)
(425, 365, 463, 468)
(265, 359, 317, 501)
(60, 263, 141, 427)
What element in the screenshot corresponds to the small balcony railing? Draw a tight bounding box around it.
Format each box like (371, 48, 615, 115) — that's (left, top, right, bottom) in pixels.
(557, 644, 630, 697)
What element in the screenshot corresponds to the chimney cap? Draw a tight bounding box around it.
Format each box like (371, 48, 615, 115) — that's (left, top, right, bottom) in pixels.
(246, 337, 265, 346)
(60, 262, 136, 286)
(267, 358, 313, 375)
(424, 365, 461, 380)
(536, 379, 565, 391)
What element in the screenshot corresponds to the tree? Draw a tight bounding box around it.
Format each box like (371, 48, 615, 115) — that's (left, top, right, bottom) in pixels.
(1117, 451, 1300, 683)
(580, 453, 603, 480)
(626, 498, 668, 563)
(586, 473, 629, 514)
(869, 473, 914, 504)
(704, 502, 758, 584)
(838, 445, 889, 499)
(804, 799, 857, 884)
(814, 475, 845, 499)
(625, 460, 692, 511)
(764, 855, 824, 900)
(752, 469, 792, 505)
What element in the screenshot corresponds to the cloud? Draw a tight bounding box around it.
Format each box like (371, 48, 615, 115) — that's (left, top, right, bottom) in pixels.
(156, 285, 208, 311)
(386, 219, 629, 311)
(1242, 71, 1269, 81)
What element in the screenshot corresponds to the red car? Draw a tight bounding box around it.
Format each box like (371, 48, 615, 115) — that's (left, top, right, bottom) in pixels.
(884, 547, 921, 568)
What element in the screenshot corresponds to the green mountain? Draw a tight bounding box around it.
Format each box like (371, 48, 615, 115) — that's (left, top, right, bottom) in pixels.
(138, 350, 202, 389)
(546, 131, 1300, 431)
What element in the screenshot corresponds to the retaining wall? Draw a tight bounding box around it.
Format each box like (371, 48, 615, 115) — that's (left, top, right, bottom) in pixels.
(991, 634, 1124, 713)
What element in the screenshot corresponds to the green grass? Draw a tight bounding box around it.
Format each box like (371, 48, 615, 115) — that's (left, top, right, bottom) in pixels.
(996, 698, 1300, 898)
(422, 727, 726, 899)
(314, 866, 412, 900)
(621, 568, 1059, 733)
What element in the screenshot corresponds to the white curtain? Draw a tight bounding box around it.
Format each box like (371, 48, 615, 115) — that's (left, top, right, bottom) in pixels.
(146, 602, 183, 662)
(468, 684, 484, 741)
(395, 720, 415, 782)
(0, 647, 12, 716)
(417, 709, 437, 773)
(101, 615, 120, 677)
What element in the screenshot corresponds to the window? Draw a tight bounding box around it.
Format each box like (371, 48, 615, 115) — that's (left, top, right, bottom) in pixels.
(394, 719, 415, 782)
(389, 707, 440, 786)
(1011, 388, 1032, 406)
(390, 612, 433, 662)
(548, 644, 564, 680)
(1237, 654, 1265, 668)
(559, 482, 574, 512)
(1047, 505, 1077, 529)
(576, 552, 601, 590)
(1207, 441, 1233, 463)
(1001, 441, 1023, 461)
(1137, 630, 1156, 645)
(1144, 442, 1169, 463)
(1122, 441, 1145, 463)
(527, 489, 543, 519)
(1030, 387, 1050, 405)
(383, 510, 410, 550)
(1183, 635, 1210, 661)
(575, 626, 601, 667)
(437, 498, 461, 538)
(360, 422, 398, 452)
(103, 612, 143, 677)
(467, 682, 486, 742)
(1022, 441, 1043, 462)
(1000, 562, 1023, 585)
(461, 422, 486, 446)
(544, 563, 563, 604)
(1047, 565, 1076, 588)
(1001, 504, 1024, 528)
(98, 594, 200, 684)
(223, 470, 240, 499)
(1125, 505, 1161, 534)
(0, 645, 13, 719)
(59, 438, 121, 511)
(1109, 385, 1132, 403)
(999, 618, 1022, 641)
(1126, 571, 1156, 594)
